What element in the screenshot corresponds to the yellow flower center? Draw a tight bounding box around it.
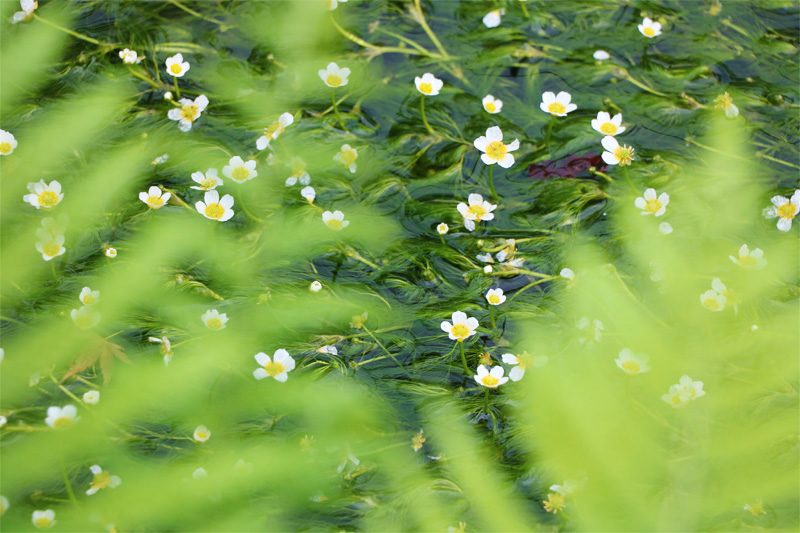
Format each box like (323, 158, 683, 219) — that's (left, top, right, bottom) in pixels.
(180, 104, 199, 121)
(614, 145, 635, 165)
(170, 63, 183, 75)
(480, 374, 499, 386)
(206, 317, 223, 329)
(600, 122, 618, 134)
(42, 242, 62, 258)
(418, 82, 433, 94)
(543, 492, 565, 513)
(265, 122, 283, 139)
(450, 323, 471, 341)
(644, 199, 662, 214)
(82, 295, 96, 305)
(0, 142, 12, 154)
(547, 102, 566, 115)
(54, 416, 73, 429)
(231, 167, 249, 182)
(91, 471, 111, 490)
(38, 191, 59, 208)
(485, 101, 496, 112)
(326, 74, 343, 87)
(468, 204, 487, 219)
(488, 294, 501, 304)
(195, 431, 208, 440)
(643, 26, 655, 37)
(703, 298, 719, 310)
(485, 141, 507, 161)
(199, 178, 216, 190)
(777, 202, 797, 219)
(715, 93, 733, 110)
(738, 255, 756, 267)
(35, 517, 52, 528)
(326, 218, 343, 230)
(622, 361, 640, 374)
(746, 501, 765, 516)
(264, 360, 286, 377)
(204, 203, 225, 219)
(341, 149, 357, 167)
(147, 195, 165, 207)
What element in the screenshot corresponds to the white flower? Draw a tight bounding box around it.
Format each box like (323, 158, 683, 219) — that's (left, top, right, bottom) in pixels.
(253, 349, 296, 382)
(483, 265, 493, 274)
(222, 156, 257, 183)
(35, 227, 66, 262)
(195, 190, 234, 221)
(192, 467, 208, 480)
(139, 185, 171, 209)
(634, 188, 669, 216)
(334, 144, 358, 173)
(474, 364, 509, 388)
(82, 390, 100, 405)
(593, 50, 610, 60)
(663, 375, 704, 407)
(85, 465, 121, 495)
(601, 136, 635, 166)
(485, 288, 506, 305)
(699, 289, 726, 312)
(163, 92, 173, 101)
(71, 306, 101, 329)
(474, 126, 520, 168)
(577, 317, 604, 344)
(79, 286, 100, 305)
(457, 193, 496, 232)
(45, 405, 79, 429)
(437, 223, 449, 235)
(638, 17, 662, 38)
(149, 336, 173, 366)
(318, 345, 338, 355)
(301, 186, 316, 203)
(560, 268, 575, 281)
(167, 94, 208, 132)
(285, 158, 310, 186)
(119, 48, 143, 64)
(309, 281, 322, 292)
(256, 112, 294, 150)
(540, 91, 577, 117)
(319, 62, 350, 87)
(165, 53, 190, 77)
(105, 247, 117, 258)
(482, 95, 503, 114)
(679, 375, 705, 399)
(440, 311, 479, 342)
(0, 129, 18, 155)
(0, 495, 8, 515)
(193, 425, 211, 442)
(0, 416, 6, 428)
(482, 8, 504, 28)
(201, 309, 228, 330)
(729, 244, 767, 270)
(327, 0, 348, 10)
(615, 348, 650, 375)
(502, 352, 547, 381)
(10, 0, 37, 24)
(763, 191, 800, 232)
(23, 180, 64, 209)
(32, 510, 55, 529)
(591, 112, 625, 136)
(190, 169, 222, 191)
(714, 92, 738, 118)
(658, 222, 673, 234)
(322, 210, 349, 230)
(414, 73, 443, 96)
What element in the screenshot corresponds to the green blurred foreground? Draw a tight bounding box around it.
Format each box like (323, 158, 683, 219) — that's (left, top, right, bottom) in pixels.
(0, 1, 798, 531)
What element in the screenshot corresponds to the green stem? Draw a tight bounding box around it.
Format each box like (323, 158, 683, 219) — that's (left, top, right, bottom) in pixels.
(459, 341, 469, 375)
(127, 66, 162, 90)
(60, 456, 78, 505)
(51, 260, 58, 282)
(484, 387, 490, 411)
(487, 164, 498, 200)
(331, 88, 346, 130)
(544, 118, 554, 155)
(173, 76, 180, 99)
(622, 165, 637, 193)
(420, 96, 434, 136)
(489, 305, 496, 330)
(363, 325, 409, 376)
(33, 14, 109, 46)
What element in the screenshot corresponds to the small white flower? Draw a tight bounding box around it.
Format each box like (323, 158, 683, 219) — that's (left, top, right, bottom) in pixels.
(714, 92, 738, 118)
(119, 48, 143, 64)
(139, 186, 171, 209)
(318, 345, 338, 355)
(658, 222, 673, 234)
(482, 9, 504, 28)
(763, 191, 800, 232)
(0, 129, 18, 155)
(222, 156, 257, 183)
(700, 289, 726, 312)
(82, 390, 100, 405)
(163, 91, 173, 101)
(482, 95, 503, 114)
(10, 0, 37, 24)
(190, 169, 222, 191)
(310, 281, 322, 293)
(85, 465, 121, 495)
(165, 53, 190, 77)
(149, 336, 173, 366)
(32, 509, 55, 529)
(663, 375, 704, 407)
(301, 186, 316, 203)
(593, 50, 610, 60)
(193, 425, 211, 442)
(256, 112, 294, 150)
(474, 364, 509, 388)
(71, 306, 101, 329)
(441, 311, 479, 342)
(35, 227, 66, 262)
(414, 73, 443, 96)
(540, 91, 577, 117)
(591, 112, 625, 136)
(483, 265, 493, 274)
(485, 288, 506, 306)
(457, 193, 496, 232)
(615, 348, 650, 375)
(322, 210, 350, 230)
(319, 62, 350, 88)
(334, 144, 358, 173)
(0, 494, 8, 515)
(638, 17, 662, 38)
(167, 94, 209, 132)
(634, 188, 669, 216)
(195, 190, 234, 221)
(201, 309, 228, 330)
(253, 349, 296, 382)
(502, 352, 547, 381)
(192, 467, 208, 479)
(577, 317, 604, 344)
(105, 247, 117, 258)
(285, 158, 310, 186)
(437, 223, 449, 235)
(729, 244, 767, 270)
(45, 405, 79, 429)
(473, 126, 520, 168)
(560, 268, 575, 282)
(23, 180, 64, 209)
(0, 416, 7, 428)
(601, 136, 635, 166)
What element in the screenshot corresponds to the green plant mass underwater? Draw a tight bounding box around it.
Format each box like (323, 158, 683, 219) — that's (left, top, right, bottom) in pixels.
(0, 0, 798, 531)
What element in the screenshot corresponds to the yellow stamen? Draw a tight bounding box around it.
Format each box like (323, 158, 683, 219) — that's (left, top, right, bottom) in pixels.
(485, 101, 496, 112)
(703, 298, 719, 310)
(199, 178, 216, 190)
(91, 471, 111, 490)
(147, 195, 165, 207)
(206, 317, 223, 329)
(468, 204, 487, 220)
(485, 141, 507, 161)
(621, 361, 640, 374)
(614, 145, 635, 165)
(543, 492, 565, 513)
(180, 104, 199, 122)
(326, 218, 343, 229)
(547, 102, 566, 115)
(204, 203, 225, 220)
(0, 142, 12, 154)
(600, 122, 618, 134)
(82, 295, 96, 305)
(264, 360, 286, 377)
(644, 198, 662, 214)
(231, 167, 249, 182)
(418, 82, 433, 94)
(326, 73, 342, 87)
(341, 149, 357, 167)
(53, 416, 72, 429)
(265, 122, 283, 140)
(38, 190, 59, 208)
(35, 517, 52, 528)
(777, 202, 797, 219)
(170, 63, 183, 75)
(450, 323, 471, 340)
(488, 294, 501, 304)
(643, 27, 655, 37)
(42, 242, 62, 258)
(481, 374, 499, 386)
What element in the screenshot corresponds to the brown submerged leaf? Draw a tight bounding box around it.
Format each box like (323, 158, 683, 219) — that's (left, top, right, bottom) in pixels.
(60, 334, 132, 385)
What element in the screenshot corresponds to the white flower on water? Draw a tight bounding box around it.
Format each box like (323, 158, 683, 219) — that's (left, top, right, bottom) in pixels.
(634, 188, 669, 216)
(482, 9, 504, 28)
(729, 244, 766, 270)
(763, 191, 799, 232)
(473, 126, 520, 168)
(253, 349, 296, 382)
(615, 349, 650, 375)
(167, 94, 208, 132)
(474, 364, 509, 388)
(85, 465, 121, 495)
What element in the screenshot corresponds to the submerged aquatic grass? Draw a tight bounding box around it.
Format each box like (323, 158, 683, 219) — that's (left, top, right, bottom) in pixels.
(1, 0, 798, 531)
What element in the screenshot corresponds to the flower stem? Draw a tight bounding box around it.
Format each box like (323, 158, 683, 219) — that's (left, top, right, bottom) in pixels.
(173, 76, 180, 99)
(459, 341, 469, 375)
(126, 66, 162, 90)
(622, 166, 637, 193)
(484, 387, 490, 411)
(489, 305, 496, 330)
(363, 325, 409, 377)
(331, 88, 346, 130)
(420, 96, 434, 136)
(60, 456, 78, 505)
(487, 164, 498, 200)
(33, 14, 110, 46)
(544, 117, 554, 155)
